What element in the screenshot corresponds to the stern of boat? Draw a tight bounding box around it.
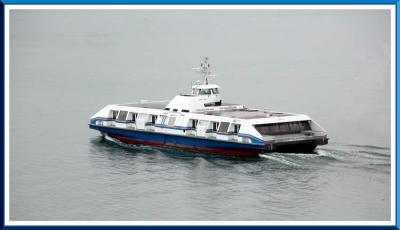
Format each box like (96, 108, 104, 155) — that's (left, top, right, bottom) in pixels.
(263, 131, 328, 153)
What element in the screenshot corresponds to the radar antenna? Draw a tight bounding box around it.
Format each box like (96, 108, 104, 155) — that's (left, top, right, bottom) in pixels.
(192, 56, 216, 85)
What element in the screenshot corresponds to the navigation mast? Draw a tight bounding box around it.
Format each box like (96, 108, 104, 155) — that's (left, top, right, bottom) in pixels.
(192, 57, 216, 85)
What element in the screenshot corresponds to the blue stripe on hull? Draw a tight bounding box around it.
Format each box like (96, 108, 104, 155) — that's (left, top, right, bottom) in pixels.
(89, 125, 266, 153)
(90, 118, 264, 144)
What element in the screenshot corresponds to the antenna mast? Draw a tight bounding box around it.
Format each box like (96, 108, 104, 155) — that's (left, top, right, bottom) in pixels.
(192, 57, 216, 85)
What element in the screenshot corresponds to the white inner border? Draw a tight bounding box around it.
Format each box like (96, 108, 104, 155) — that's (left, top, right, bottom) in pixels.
(4, 4, 396, 226)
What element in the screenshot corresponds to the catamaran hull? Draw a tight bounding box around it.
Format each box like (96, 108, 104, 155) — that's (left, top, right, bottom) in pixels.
(90, 125, 263, 157)
(90, 125, 323, 157)
(108, 134, 264, 157)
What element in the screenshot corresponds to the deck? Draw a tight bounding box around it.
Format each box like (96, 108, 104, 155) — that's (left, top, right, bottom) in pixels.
(199, 109, 292, 119)
(119, 101, 169, 110)
(118, 101, 293, 119)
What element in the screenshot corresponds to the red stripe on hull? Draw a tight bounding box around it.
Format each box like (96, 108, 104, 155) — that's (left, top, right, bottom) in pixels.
(108, 134, 261, 157)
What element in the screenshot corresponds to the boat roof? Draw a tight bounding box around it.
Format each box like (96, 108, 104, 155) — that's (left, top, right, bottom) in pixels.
(191, 84, 220, 89)
(120, 101, 168, 110)
(199, 109, 293, 119)
(118, 101, 293, 120)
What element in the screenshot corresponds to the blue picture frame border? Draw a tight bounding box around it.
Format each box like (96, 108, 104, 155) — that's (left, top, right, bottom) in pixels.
(0, 1, 397, 229)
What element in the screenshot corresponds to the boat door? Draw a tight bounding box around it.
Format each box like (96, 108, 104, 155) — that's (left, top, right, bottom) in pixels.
(136, 113, 148, 130)
(196, 120, 209, 137)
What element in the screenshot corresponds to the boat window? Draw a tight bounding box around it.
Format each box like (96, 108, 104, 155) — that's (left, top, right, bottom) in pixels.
(289, 122, 300, 132)
(279, 123, 289, 133)
(233, 124, 241, 133)
(111, 110, 119, 120)
(256, 125, 270, 134)
(117, 111, 128, 121)
(254, 121, 311, 135)
(127, 113, 132, 121)
(165, 108, 170, 111)
(128, 112, 137, 122)
(211, 88, 219, 94)
(126, 113, 137, 122)
(159, 115, 167, 124)
(299, 121, 311, 131)
(151, 115, 157, 124)
(211, 122, 219, 131)
(173, 109, 178, 112)
(218, 122, 230, 133)
(168, 117, 177, 126)
(199, 89, 211, 95)
(269, 124, 280, 134)
(182, 109, 189, 113)
(190, 119, 198, 129)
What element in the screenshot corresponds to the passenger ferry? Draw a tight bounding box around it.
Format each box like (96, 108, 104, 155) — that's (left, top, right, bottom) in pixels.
(89, 57, 328, 157)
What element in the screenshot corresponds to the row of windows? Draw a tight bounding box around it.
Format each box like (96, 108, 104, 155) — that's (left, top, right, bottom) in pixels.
(191, 120, 241, 134)
(112, 110, 138, 122)
(192, 88, 219, 95)
(254, 121, 311, 135)
(110, 110, 241, 133)
(164, 108, 190, 113)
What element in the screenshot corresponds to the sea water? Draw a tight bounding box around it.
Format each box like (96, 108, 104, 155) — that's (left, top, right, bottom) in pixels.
(9, 10, 391, 220)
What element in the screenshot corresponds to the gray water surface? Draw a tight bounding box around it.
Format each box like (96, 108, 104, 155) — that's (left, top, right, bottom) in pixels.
(9, 9, 391, 221)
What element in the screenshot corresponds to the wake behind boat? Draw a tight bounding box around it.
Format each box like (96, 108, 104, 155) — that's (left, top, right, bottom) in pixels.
(89, 57, 328, 157)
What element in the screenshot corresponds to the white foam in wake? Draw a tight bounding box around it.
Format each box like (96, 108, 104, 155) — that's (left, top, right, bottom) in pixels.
(259, 154, 300, 167)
